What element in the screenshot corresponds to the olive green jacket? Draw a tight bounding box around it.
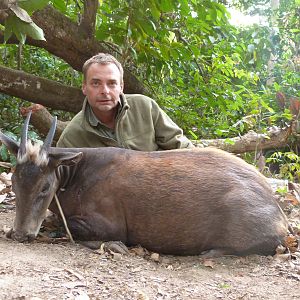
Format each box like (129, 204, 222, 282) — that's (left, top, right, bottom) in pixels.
(57, 94, 194, 151)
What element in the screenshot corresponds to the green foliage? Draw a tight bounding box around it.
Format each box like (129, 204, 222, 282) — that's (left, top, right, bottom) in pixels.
(0, 0, 299, 178)
(0, 129, 41, 167)
(3, 0, 49, 43)
(87, 0, 298, 140)
(266, 151, 300, 181)
(0, 44, 78, 124)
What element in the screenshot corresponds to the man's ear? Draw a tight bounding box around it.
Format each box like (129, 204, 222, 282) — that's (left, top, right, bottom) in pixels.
(82, 82, 87, 95)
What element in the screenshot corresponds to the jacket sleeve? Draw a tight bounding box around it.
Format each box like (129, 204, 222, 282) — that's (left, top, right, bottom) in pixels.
(151, 101, 194, 150)
(56, 129, 75, 148)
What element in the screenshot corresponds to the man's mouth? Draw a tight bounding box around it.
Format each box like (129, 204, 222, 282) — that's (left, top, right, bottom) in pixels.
(97, 99, 111, 103)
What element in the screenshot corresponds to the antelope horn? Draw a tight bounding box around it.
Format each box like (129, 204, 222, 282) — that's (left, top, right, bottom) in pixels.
(41, 116, 57, 152)
(19, 111, 32, 157)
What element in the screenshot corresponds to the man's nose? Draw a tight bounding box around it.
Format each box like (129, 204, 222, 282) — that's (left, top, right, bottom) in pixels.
(100, 84, 109, 94)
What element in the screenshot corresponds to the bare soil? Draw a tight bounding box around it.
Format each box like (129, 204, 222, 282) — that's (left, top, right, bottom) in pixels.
(0, 208, 299, 300)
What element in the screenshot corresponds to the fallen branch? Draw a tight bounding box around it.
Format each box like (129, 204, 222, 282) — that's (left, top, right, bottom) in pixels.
(195, 126, 294, 154)
(20, 105, 68, 144)
(0, 162, 12, 169)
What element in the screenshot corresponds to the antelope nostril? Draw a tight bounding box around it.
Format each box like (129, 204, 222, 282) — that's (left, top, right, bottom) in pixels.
(27, 234, 36, 242)
(11, 231, 36, 243)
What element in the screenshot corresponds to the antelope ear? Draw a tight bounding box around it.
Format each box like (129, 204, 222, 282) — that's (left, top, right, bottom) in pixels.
(0, 131, 19, 157)
(49, 152, 83, 168)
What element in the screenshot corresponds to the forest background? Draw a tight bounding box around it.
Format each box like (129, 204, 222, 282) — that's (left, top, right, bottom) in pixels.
(0, 0, 299, 180)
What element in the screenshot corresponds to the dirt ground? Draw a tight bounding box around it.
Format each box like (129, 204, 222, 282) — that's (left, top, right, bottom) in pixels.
(0, 175, 300, 299)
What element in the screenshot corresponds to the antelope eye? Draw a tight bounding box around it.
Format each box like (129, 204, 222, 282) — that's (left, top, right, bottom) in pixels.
(41, 183, 50, 193)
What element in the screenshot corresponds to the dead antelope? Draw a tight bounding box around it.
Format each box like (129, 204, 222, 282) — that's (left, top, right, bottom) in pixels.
(0, 112, 290, 256)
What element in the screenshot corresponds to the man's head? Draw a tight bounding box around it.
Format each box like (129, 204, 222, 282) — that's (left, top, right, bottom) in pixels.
(82, 53, 124, 84)
(82, 53, 124, 118)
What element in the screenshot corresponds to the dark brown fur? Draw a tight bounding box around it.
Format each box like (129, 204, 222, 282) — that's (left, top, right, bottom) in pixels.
(48, 147, 288, 256)
(0, 127, 289, 256)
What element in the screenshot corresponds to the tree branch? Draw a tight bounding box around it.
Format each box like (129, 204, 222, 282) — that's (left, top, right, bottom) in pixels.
(79, 0, 98, 37)
(0, 65, 84, 112)
(195, 126, 293, 153)
(20, 105, 67, 143)
(0, 4, 149, 95)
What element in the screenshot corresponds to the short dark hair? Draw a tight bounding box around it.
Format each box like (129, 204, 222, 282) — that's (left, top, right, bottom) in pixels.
(82, 53, 124, 83)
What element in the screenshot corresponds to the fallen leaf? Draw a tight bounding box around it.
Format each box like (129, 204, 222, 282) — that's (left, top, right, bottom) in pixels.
(62, 281, 87, 289)
(130, 245, 149, 257)
(0, 172, 12, 185)
(2, 225, 11, 234)
(112, 252, 122, 261)
(137, 291, 149, 300)
(150, 253, 160, 262)
(275, 244, 286, 255)
(273, 253, 291, 261)
(0, 194, 7, 203)
(203, 259, 215, 268)
(285, 235, 299, 252)
(285, 193, 300, 206)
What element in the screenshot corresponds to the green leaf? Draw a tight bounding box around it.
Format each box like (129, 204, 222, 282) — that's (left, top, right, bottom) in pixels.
(149, 1, 161, 20)
(3, 17, 13, 42)
(0, 145, 9, 161)
(179, 0, 190, 16)
(23, 21, 46, 41)
(18, 0, 49, 15)
(160, 0, 175, 12)
(8, 15, 46, 43)
(50, 0, 67, 13)
(10, 4, 32, 23)
(139, 19, 157, 36)
(14, 28, 27, 44)
(188, 130, 198, 139)
(160, 44, 170, 60)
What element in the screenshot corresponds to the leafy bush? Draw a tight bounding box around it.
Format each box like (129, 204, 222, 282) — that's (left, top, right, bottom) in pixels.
(266, 151, 300, 181)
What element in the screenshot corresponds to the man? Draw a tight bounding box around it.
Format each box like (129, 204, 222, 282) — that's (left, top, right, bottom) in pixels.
(57, 53, 194, 150)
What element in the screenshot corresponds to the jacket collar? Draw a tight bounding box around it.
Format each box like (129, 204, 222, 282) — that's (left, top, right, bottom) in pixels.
(81, 93, 130, 128)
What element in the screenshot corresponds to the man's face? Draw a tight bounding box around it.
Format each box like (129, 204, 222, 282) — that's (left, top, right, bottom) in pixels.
(82, 63, 123, 113)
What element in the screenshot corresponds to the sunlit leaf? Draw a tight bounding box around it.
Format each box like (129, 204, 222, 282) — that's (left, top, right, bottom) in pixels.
(24, 21, 45, 41)
(160, 0, 175, 12)
(5, 15, 45, 44)
(50, 0, 67, 13)
(18, 0, 49, 15)
(139, 19, 157, 37)
(10, 4, 32, 23)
